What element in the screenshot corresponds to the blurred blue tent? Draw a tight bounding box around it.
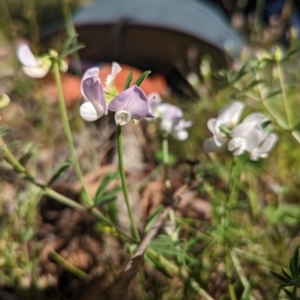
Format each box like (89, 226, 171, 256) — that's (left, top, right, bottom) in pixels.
(42, 0, 244, 94)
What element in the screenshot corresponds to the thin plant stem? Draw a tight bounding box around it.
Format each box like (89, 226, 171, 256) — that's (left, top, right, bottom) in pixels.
(230, 250, 255, 300)
(61, 0, 82, 75)
(0, 136, 136, 243)
(116, 125, 140, 241)
(49, 251, 88, 280)
(52, 60, 92, 206)
(277, 63, 292, 129)
(162, 135, 171, 196)
(224, 158, 237, 300)
(147, 249, 214, 300)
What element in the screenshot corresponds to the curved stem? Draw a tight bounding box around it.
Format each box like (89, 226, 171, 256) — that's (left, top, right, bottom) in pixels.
(277, 63, 292, 129)
(52, 61, 92, 206)
(117, 125, 140, 241)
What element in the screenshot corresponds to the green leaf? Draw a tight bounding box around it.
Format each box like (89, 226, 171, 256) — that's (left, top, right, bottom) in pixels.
(261, 120, 272, 129)
(123, 70, 134, 90)
(290, 246, 299, 278)
(95, 187, 122, 206)
(293, 123, 300, 131)
(94, 171, 120, 205)
(48, 160, 72, 186)
(0, 124, 9, 137)
(283, 288, 294, 299)
(134, 70, 151, 87)
(270, 270, 292, 285)
(62, 43, 85, 58)
(19, 142, 38, 166)
(281, 267, 293, 280)
(60, 34, 78, 56)
(144, 205, 164, 233)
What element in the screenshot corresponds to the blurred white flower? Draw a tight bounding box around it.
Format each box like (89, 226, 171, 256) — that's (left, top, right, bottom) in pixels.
(151, 101, 192, 140)
(17, 44, 51, 78)
(203, 106, 278, 160)
(203, 101, 244, 152)
(250, 133, 278, 160)
(228, 122, 266, 155)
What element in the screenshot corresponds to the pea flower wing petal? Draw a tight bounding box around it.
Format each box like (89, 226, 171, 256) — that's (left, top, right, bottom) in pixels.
(81, 67, 107, 114)
(108, 85, 150, 120)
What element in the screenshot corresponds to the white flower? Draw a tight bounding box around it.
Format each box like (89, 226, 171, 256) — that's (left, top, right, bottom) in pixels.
(228, 122, 266, 155)
(250, 133, 278, 160)
(17, 43, 51, 78)
(228, 112, 277, 158)
(203, 101, 244, 152)
(151, 102, 192, 140)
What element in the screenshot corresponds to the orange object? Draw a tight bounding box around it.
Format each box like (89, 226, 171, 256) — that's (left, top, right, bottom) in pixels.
(42, 64, 167, 107)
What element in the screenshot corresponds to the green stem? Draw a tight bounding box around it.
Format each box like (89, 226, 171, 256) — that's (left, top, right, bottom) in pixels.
(231, 250, 255, 300)
(162, 135, 171, 196)
(147, 249, 214, 300)
(116, 125, 140, 241)
(61, 0, 82, 74)
(52, 60, 92, 206)
(277, 63, 292, 129)
(0, 136, 136, 243)
(224, 158, 237, 300)
(49, 251, 88, 280)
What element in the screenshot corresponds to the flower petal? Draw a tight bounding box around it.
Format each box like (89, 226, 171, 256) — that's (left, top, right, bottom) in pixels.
(114, 110, 131, 126)
(22, 66, 49, 78)
(160, 103, 183, 121)
(17, 44, 39, 67)
(173, 129, 188, 140)
(203, 137, 223, 152)
(81, 67, 107, 114)
(242, 112, 268, 126)
(174, 120, 193, 131)
(218, 101, 244, 127)
(106, 62, 122, 86)
(79, 101, 104, 122)
(108, 86, 149, 120)
(160, 119, 173, 133)
(250, 133, 278, 160)
(207, 118, 218, 134)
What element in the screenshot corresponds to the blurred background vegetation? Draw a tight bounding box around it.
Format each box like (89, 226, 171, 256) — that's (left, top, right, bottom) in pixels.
(1, 0, 300, 299)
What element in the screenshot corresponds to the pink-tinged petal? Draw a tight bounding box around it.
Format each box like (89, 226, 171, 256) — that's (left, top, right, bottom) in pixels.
(148, 93, 162, 105)
(203, 137, 223, 152)
(81, 67, 107, 114)
(174, 120, 192, 131)
(146, 94, 158, 118)
(108, 86, 149, 120)
(79, 101, 104, 122)
(17, 44, 39, 67)
(22, 66, 49, 78)
(106, 62, 122, 86)
(218, 101, 244, 126)
(153, 103, 183, 121)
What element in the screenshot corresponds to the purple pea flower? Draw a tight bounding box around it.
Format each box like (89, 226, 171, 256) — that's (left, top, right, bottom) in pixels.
(79, 67, 107, 122)
(108, 85, 155, 126)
